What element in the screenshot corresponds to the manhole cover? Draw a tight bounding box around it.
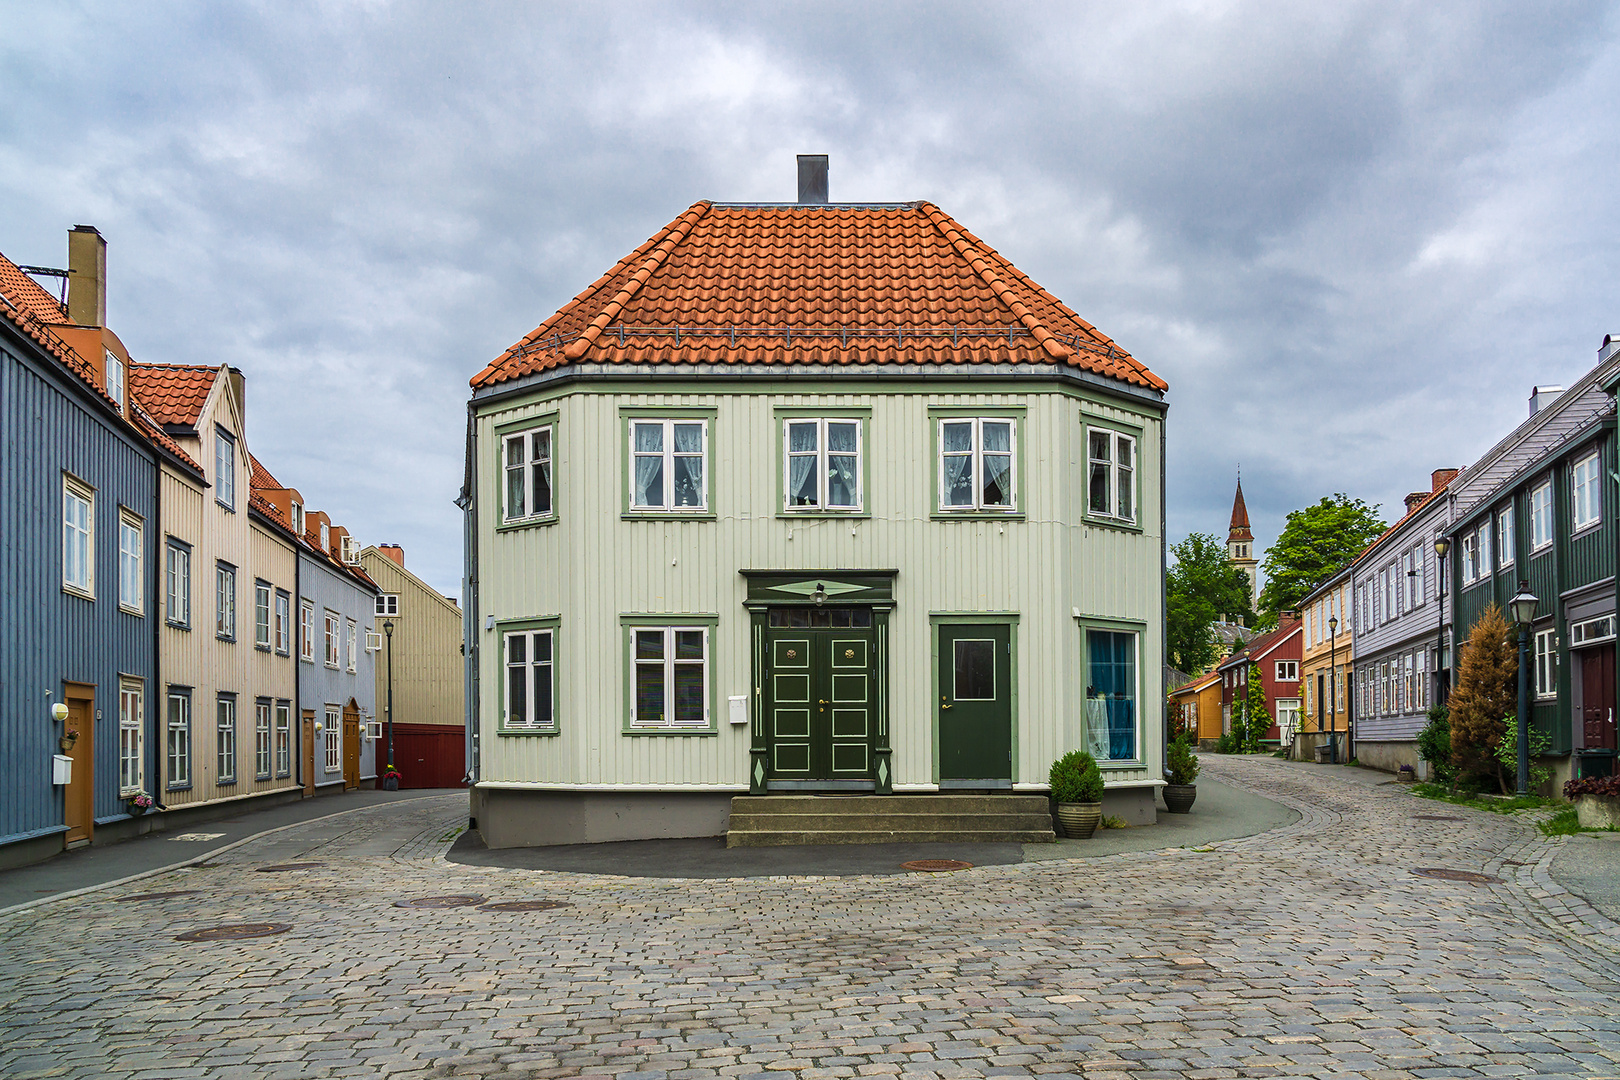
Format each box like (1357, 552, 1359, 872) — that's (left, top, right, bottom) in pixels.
(175, 922, 291, 942)
(900, 859, 974, 872)
(1412, 867, 1502, 885)
(256, 862, 325, 872)
(394, 894, 487, 909)
(1412, 814, 1465, 821)
(116, 890, 201, 902)
(480, 900, 573, 912)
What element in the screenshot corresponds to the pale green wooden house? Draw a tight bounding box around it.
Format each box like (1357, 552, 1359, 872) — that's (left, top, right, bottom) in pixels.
(462, 160, 1170, 847)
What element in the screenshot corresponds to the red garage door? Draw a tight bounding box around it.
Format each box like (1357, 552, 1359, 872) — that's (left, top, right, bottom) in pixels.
(392, 724, 466, 789)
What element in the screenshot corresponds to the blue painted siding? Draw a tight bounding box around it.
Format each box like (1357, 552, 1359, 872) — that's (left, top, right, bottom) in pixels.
(296, 552, 378, 786)
(1, 325, 157, 849)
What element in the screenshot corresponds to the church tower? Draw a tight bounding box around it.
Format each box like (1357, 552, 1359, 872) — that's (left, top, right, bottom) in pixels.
(1228, 476, 1259, 610)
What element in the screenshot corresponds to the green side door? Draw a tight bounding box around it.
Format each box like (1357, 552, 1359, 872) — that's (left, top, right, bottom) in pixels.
(937, 623, 1013, 781)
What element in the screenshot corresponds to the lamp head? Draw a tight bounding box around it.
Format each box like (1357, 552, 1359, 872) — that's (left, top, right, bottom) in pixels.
(1329, 616, 1338, 633)
(812, 583, 826, 606)
(51, 702, 69, 723)
(383, 619, 394, 637)
(1433, 536, 1451, 559)
(1508, 579, 1539, 628)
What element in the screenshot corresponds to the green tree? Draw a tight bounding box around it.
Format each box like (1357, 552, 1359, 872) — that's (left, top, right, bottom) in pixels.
(1242, 662, 1268, 753)
(1167, 532, 1256, 672)
(1257, 495, 1386, 627)
(1449, 604, 1517, 792)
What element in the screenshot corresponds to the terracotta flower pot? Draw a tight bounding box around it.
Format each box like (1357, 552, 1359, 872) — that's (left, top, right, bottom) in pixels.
(1055, 802, 1103, 839)
(1163, 783, 1197, 814)
(59, 736, 78, 753)
(128, 803, 147, 817)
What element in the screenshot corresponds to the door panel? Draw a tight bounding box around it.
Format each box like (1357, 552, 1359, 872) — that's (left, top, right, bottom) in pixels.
(343, 707, 361, 789)
(762, 614, 876, 783)
(64, 693, 94, 845)
(1583, 649, 1616, 751)
(937, 624, 1013, 781)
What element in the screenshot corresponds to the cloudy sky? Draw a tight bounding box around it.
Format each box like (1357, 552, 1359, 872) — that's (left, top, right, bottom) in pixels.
(4, 1, 1618, 597)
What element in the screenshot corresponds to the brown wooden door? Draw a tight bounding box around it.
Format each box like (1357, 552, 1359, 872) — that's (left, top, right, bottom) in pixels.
(342, 705, 361, 790)
(1583, 649, 1616, 750)
(64, 687, 94, 846)
(302, 710, 316, 796)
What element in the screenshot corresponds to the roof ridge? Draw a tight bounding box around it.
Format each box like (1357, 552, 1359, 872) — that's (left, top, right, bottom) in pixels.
(562, 201, 713, 362)
(915, 202, 1072, 361)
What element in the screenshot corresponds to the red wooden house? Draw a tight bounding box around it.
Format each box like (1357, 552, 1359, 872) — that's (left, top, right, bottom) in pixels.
(1215, 613, 1304, 741)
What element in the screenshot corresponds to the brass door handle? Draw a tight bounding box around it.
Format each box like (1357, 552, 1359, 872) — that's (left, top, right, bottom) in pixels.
(819, 699, 829, 705)
(941, 703, 952, 710)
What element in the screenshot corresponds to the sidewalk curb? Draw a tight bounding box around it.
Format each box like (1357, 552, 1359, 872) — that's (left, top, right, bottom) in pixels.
(0, 792, 462, 918)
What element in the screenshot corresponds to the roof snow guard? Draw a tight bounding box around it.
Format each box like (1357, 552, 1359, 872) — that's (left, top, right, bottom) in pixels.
(472, 201, 1166, 394)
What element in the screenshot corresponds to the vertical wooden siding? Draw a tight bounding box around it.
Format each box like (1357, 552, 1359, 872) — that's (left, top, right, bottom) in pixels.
(360, 550, 464, 729)
(297, 553, 379, 784)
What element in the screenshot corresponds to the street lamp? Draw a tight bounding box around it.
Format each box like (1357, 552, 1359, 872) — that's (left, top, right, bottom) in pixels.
(1508, 580, 1539, 796)
(1433, 536, 1451, 706)
(1328, 614, 1339, 763)
(383, 618, 396, 787)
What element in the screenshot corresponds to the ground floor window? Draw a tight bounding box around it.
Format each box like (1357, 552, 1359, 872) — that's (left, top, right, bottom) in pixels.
(504, 626, 556, 731)
(119, 678, 144, 796)
(255, 700, 273, 778)
(1085, 628, 1138, 761)
(275, 700, 292, 777)
(1276, 698, 1301, 740)
(1535, 628, 1558, 698)
(324, 705, 341, 772)
(167, 689, 192, 787)
(630, 625, 710, 730)
(217, 694, 237, 783)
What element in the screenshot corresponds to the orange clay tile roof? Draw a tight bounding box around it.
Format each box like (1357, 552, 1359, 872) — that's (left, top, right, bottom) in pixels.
(128, 362, 219, 427)
(0, 249, 107, 390)
(248, 453, 285, 492)
(473, 201, 1166, 392)
(130, 401, 203, 474)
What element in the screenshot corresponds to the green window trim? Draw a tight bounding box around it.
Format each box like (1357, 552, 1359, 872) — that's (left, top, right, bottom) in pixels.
(1081, 418, 1144, 533)
(620, 409, 719, 520)
(774, 408, 873, 518)
(497, 616, 561, 736)
(620, 614, 721, 735)
(495, 412, 559, 531)
(1073, 614, 1149, 770)
(928, 407, 1026, 519)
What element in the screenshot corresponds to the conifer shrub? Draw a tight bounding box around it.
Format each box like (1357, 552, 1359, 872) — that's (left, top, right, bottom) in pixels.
(1165, 732, 1201, 785)
(1447, 605, 1517, 791)
(1050, 750, 1105, 803)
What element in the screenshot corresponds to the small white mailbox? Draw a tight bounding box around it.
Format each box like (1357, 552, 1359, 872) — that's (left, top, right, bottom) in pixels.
(728, 695, 748, 726)
(52, 754, 72, 786)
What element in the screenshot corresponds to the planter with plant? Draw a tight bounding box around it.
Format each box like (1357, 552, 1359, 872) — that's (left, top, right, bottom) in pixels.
(126, 791, 154, 816)
(1163, 733, 1200, 813)
(1565, 775, 1620, 828)
(381, 766, 402, 792)
(59, 727, 80, 753)
(1049, 750, 1105, 839)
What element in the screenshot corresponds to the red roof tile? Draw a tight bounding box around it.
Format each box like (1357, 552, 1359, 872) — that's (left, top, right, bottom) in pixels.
(128, 362, 219, 427)
(249, 453, 286, 492)
(0, 249, 104, 388)
(473, 201, 1166, 392)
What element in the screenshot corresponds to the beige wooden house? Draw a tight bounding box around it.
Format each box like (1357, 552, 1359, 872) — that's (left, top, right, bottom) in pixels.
(462, 160, 1170, 847)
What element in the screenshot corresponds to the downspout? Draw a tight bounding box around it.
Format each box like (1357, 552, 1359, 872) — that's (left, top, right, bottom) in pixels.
(294, 548, 303, 795)
(150, 462, 164, 812)
(458, 401, 480, 800)
(1160, 403, 1169, 772)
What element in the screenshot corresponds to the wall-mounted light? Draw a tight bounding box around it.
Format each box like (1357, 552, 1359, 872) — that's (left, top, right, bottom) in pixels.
(813, 583, 826, 606)
(51, 703, 68, 723)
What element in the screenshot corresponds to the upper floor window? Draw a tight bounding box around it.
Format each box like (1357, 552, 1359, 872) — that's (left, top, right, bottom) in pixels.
(340, 535, 360, 564)
(214, 429, 235, 510)
(299, 599, 314, 662)
(1275, 661, 1298, 681)
(784, 418, 861, 512)
(1475, 522, 1492, 579)
(254, 581, 272, 649)
(630, 419, 707, 511)
(1087, 428, 1136, 523)
(939, 417, 1016, 512)
(1530, 481, 1553, 550)
(376, 593, 399, 617)
(346, 618, 358, 672)
(290, 500, 305, 538)
(1573, 451, 1601, 532)
(119, 509, 143, 614)
(1460, 530, 1479, 583)
(215, 562, 236, 640)
(63, 474, 94, 597)
(166, 540, 191, 627)
(274, 589, 291, 654)
(319, 521, 330, 551)
(1496, 505, 1515, 568)
(105, 350, 124, 408)
(324, 610, 340, 667)
(1534, 628, 1558, 698)
(504, 425, 555, 523)
(1404, 549, 1421, 610)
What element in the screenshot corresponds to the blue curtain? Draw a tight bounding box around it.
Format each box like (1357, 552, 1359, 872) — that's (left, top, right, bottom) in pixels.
(1088, 630, 1137, 760)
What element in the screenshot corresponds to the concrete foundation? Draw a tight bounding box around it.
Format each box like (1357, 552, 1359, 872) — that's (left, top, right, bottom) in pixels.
(1104, 786, 1158, 826)
(1353, 740, 1423, 777)
(472, 787, 735, 848)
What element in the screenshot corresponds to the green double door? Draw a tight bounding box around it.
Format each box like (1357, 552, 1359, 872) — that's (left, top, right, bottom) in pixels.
(937, 623, 1013, 782)
(764, 615, 876, 784)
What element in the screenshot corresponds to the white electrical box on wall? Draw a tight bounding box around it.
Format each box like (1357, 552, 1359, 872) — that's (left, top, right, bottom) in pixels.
(52, 754, 72, 786)
(728, 695, 748, 726)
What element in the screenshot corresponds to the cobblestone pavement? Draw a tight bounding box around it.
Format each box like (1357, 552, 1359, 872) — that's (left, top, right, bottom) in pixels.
(3, 756, 1620, 1080)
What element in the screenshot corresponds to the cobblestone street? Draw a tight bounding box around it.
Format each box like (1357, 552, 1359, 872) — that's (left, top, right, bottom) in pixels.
(3, 756, 1619, 1079)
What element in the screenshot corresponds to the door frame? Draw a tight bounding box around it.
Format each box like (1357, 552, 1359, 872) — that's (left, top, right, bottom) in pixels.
(930, 614, 1019, 787)
(741, 569, 896, 794)
(63, 681, 96, 846)
(342, 701, 361, 790)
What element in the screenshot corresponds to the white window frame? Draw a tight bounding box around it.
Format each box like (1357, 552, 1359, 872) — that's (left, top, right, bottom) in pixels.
(629, 418, 709, 512)
(254, 580, 272, 649)
(376, 594, 399, 617)
(117, 509, 143, 613)
(274, 590, 291, 654)
(63, 474, 94, 597)
(339, 535, 360, 564)
(1085, 425, 1136, 523)
(324, 705, 341, 772)
(1534, 628, 1558, 699)
(1460, 531, 1479, 583)
(1276, 698, 1301, 739)
(254, 699, 273, 779)
(1496, 506, 1515, 569)
(214, 429, 235, 511)
(216, 562, 236, 640)
(216, 694, 237, 784)
(274, 700, 292, 777)
(503, 626, 558, 732)
(1530, 480, 1553, 551)
(290, 501, 305, 538)
(105, 349, 125, 408)
(166, 540, 191, 627)
(504, 424, 556, 523)
(1573, 451, 1601, 532)
(167, 688, 191, 788)
(299, 600, 315, 662)
(347, 618, 358, 673)
(324, 610, 340, 668)
(1572, 616, 1616, 647)
(938, 417, 1018, 513)
(119, 678, 143, 796)
(629, 625, 711, 730)
(1404, 550, 1419, 611)
(1275, 660, 1298, 681)
(782, 418, 863, 513)
(319, 521, 330, 552)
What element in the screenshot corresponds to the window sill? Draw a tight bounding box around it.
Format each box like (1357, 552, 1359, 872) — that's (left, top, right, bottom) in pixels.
(623, 729, 719, 737)
(931, 511, 1025, 522)
(276, 649, 291, 658)
(119, 603, 145, 617)
(1083, 514, 1143, 533)
(62, 585, 95, 602)
(497, 515, 559, 533)
(217, 634, 236, 643)
(255, 643, 272, 653)
(255, 772, 272, 781)
(216, 500, 236, 514)
(1573, 521, 1603, 539)
(166, 783, 192, 792)
(621, 512, 717, 522)
(217, 779, 237, 787)
(778, 509, 871, 520)
(499, 729, 561, 737)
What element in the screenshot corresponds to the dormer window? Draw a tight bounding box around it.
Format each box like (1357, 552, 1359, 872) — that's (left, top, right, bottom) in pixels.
(340, 535, 359, 564)
(319, 522, 330, 551)
(105, 350, 125, 409)
(290, 501, 304, 537)
(214, 429, 236, 510)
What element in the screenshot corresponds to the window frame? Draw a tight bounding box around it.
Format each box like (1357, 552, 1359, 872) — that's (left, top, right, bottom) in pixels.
(1496, 505, 1515, 569)
(1530, 479, 1554, 551)
(105, 349, 125, 408)
(274, 589, 291, 655)
(498, 416, 559, 528)
(254, 698, 273, 780)
(119, 677, 143, 797)
(622, 411, 716, 519)
(1534, 627, 1558, 699)
(776, 411, 869, 517)
(324, 610, 341, 668)
(1460, 530, 1479, 584)
(214, 427, 236, 511)
(1078, 618, 1144, 766)
(166, 687, 192, 790)
(500, 617, 561, 735)
(274, 699, 292, 778)
(299, 599, 315, 662)
(62, 473, 95, 598)
(930, 408, 1024, 518)
(621, 616, 720, 735)
(346, 618, 358, 672)
(215, 562, 237, 641)
(1275, 660, 1298, 682)
(1083, 420, 1141, 528)
(253, 580, 272, 650)
(1573, 450, 1602, 533)
(166, 538, 192, 628)
(117, 508, 143, 614)
(323, 705, 341, 773)
(216, 693, 237, 785)
(376, 594, 399, 617)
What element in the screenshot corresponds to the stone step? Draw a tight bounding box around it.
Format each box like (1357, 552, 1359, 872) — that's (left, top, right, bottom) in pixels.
(727, 811, 1054, 832)
(727, 828, 1056, 848)
(728, 794, 1050, 815)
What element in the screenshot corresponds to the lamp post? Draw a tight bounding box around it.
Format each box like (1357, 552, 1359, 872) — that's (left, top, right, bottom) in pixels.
(1433, 536, 1451, 706)
(1508, 580, 1539, 796)
(1328, 615, 1339, 763)
(383, 619, 395, 785)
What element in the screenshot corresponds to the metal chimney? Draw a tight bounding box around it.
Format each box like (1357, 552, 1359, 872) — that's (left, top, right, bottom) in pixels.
(797, 155, 828, 204)
(1601, 334, 1620, 363)
(1529, 385, 1564, 417)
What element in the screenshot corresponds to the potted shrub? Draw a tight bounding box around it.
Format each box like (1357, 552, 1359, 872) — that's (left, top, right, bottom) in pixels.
(381, 766, 402, 792)
(1050, 750, 1105, 839)
(59, 726, 80, 753)
(127, 792, 154, 817)
(1163, 733, 1200, 813)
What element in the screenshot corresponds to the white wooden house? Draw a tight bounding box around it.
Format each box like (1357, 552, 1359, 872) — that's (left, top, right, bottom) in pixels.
(462, 159, 1170, 847)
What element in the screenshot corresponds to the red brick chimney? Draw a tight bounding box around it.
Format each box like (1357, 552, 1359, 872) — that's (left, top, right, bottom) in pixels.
(1431, 468, 1459, 492)
(379, 544, 405, 568)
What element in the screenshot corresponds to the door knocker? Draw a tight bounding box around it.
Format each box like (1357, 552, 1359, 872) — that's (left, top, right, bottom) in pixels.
(844, 649, 855, 659)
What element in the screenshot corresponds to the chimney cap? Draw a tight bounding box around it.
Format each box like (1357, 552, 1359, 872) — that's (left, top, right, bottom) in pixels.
(797, 154, 829, 204)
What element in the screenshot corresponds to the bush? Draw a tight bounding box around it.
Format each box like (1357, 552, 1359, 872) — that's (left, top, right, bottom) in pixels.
(1448, 604, 1517, 791)
(1214, 731, 1240, 754)
(1494, 721, 1553, 794)
(1165, 733, 1200, 785)
(1050, 750, 1105, 803)
(1416, 706, 1454, 784)
(1566, 775, 1620, 798)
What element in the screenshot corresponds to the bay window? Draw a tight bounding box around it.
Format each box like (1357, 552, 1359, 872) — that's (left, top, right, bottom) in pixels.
(1086, 427, 1137, 523)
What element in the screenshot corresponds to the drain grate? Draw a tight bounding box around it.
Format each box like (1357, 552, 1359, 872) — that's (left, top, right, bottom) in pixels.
(256, 862, 325, 872)
(1412, 814, 1466, 821)
(480, 900, 573, 912)
(117, 890, 201, 902)
(395, 894, 487, 909)
(1502, 859, 1529, 866)
(1412, 867, 1502, 885)
(901, 859, 974, 872)
(175, 922, 291, 942)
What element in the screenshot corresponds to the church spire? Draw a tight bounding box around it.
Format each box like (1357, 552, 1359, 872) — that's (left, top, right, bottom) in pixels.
(1227, 472, 1260, 610)
(1229, 476, 1254, 542)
